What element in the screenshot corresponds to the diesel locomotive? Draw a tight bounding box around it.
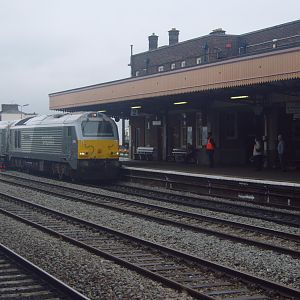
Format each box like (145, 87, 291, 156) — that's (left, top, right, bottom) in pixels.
(0, 112, 120, 180)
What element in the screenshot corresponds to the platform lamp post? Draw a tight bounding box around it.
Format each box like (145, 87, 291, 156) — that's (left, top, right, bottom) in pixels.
(19, 104, 29, 119)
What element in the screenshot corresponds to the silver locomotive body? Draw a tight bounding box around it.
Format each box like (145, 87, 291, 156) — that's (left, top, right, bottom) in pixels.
(2, 112, 120, 180)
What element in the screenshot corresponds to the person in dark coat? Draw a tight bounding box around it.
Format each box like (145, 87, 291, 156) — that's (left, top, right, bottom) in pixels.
(277, 134, 286, 171)
(186, 143, 196, 163)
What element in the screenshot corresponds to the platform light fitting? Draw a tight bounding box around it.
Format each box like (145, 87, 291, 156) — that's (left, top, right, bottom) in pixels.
(173, 101, 188, 105)
(131, 106, 142, 109)
(98, 110, 106, 113)
(230, 95, 249, 100)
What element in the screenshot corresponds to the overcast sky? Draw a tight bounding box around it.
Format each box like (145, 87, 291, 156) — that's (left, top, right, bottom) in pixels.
(0, 0, 299, 115)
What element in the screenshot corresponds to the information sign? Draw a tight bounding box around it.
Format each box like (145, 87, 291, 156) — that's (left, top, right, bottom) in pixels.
(286, 103, 300, 114)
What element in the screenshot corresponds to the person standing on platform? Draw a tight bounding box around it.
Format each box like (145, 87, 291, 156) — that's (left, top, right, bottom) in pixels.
(277, 134, 286, 171)
(206, 133, 215, 167)
(253, 137, 263, 171)
(186, 143, 196, 163)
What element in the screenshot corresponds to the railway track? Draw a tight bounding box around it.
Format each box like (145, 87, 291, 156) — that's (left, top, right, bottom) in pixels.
(0, 173, 299, 257)
(2, 172, 299, 227)
(0, 192, 299, 299)
(0, 242, 88, 300)
(100, 182, 300, 227)
(121, 166, 300, 209)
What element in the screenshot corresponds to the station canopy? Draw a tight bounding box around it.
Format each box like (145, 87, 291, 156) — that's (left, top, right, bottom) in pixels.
(49, 47, 300, 118)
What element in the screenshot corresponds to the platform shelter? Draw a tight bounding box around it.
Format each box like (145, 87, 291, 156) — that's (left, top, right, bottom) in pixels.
(49, 22, 300, 168)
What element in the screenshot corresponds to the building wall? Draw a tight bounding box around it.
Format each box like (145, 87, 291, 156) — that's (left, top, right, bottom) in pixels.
(241, 20, 300, 54)
(129, 117, 145, 157)
(0, 113, 37, 121)
(131, 35, 237, 76)
(132, 34, 239, 76)
(130, 114, 166, 160)
(0, 113, 22, 121)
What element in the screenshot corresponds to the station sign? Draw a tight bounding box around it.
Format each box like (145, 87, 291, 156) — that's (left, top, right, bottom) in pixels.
(286, 102, 300, 114)
(131, 108, 139, 116)
(293, 113, 300, 119)
(152, 120, 161, 126)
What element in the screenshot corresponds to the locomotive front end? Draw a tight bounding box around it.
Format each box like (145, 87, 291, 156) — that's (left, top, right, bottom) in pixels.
(77, 112, 120, 180)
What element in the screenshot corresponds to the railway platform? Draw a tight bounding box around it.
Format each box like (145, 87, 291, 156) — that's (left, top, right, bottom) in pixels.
(121, 159, 300, 184)
(120, 159, 300, 208)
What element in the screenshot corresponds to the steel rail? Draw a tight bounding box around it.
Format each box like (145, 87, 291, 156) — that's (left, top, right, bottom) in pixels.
(0, 242, 89, 300)
(101, 181, 300, 227)
(0, 173, 299, 257)
(0, 193, 299, 299)
(1, 172, 299, 227)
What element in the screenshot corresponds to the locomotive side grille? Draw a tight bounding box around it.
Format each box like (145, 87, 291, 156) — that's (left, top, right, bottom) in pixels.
(19, 127, 63, 154)
(0, 131, 4, 155)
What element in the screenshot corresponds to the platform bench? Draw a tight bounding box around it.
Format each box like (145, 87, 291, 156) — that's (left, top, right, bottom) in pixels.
(134, 147, 156, 161)
(171, 148, 188, 162)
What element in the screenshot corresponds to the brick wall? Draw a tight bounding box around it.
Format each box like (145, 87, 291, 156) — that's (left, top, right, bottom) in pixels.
(131, 20, 300, 77)
(131, 34, 239, 76)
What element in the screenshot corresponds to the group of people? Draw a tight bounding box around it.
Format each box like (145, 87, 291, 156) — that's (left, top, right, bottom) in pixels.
(204, 133, 286, 171)
(252, 134, 286, 171)
(184, 133, 216, 167)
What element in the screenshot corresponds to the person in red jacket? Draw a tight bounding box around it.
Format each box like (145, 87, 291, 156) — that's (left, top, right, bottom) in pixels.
(206, 133, 215, 167)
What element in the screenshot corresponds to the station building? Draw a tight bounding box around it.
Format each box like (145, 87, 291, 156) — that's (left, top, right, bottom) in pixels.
(49, 20, 300, 167)
(0, 104, 37, 121)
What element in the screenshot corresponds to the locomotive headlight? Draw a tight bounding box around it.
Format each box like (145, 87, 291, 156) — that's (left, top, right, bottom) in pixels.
(80, 152, 86, 156)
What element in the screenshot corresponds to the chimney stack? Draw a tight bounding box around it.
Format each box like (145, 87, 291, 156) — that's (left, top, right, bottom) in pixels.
(148, 33, 158, 50)
(210, 28, 226, 35)
(168, 28, 179, 45)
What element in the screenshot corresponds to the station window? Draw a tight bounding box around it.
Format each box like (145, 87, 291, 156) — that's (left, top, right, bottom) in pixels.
(158, 65, 164, 72)
(171, 63, 176, 70)
(224, 112, 237, 139)
(181, 61, 186, 68)
(196, 57, 202, 64)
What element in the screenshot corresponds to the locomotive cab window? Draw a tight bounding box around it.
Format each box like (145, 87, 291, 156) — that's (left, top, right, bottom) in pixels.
(81, 120, 114, 137)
